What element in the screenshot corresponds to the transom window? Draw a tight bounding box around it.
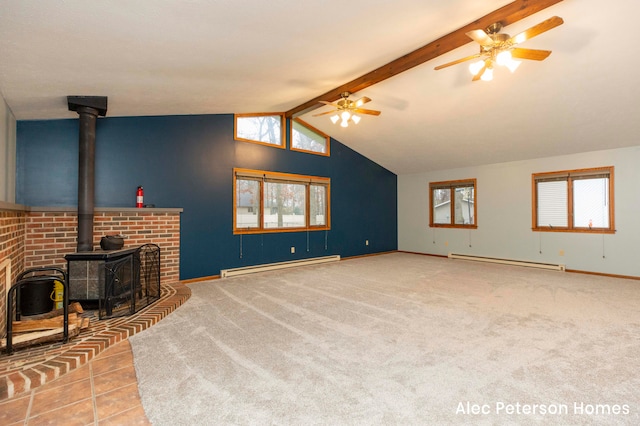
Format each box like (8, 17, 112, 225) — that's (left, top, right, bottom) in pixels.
(234, 113, 285, 148)
(532, 166, 614, 233)
(290, 118, 330, 156)
(234, 168, 330, 234)
(429, 179, 477, 228)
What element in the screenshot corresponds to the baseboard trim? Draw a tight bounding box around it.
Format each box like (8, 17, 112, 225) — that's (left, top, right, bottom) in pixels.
(398, 250, 448, 259)
(448, 253, 565, 271)
(221, 255, 341, 278)
(399, 251, 639, 281)
(341, 250, 398, 261)
(181, 275, 220, 284)
(565, 269, 640, 281)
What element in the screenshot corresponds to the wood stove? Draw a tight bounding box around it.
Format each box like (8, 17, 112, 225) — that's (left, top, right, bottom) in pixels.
(65, 244, 160, 319)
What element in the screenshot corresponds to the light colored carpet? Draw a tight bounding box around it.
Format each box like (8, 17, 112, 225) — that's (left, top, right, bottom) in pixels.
(129, 252, 640, 425)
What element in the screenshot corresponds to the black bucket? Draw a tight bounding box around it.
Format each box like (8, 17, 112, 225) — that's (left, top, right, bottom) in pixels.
(19, 277, 55, 316)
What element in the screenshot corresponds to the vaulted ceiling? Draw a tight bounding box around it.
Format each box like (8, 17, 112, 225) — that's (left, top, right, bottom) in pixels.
(1, 0, 638, 174)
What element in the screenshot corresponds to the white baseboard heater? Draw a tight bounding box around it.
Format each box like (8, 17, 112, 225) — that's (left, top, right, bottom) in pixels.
(221, 255, 341, 278)
(448, 253, 565, 271)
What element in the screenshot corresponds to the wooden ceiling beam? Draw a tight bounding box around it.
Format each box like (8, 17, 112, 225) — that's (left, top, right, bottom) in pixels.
(285, 0, 563, 118)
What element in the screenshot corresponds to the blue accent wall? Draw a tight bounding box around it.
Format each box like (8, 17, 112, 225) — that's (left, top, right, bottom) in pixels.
(16, 114, 397, 279)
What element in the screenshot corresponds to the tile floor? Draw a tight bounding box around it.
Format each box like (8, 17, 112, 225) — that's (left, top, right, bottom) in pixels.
(0, 341, 149, 425)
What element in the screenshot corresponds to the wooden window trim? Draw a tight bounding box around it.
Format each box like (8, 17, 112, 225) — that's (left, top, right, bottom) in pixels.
(234, 113, 286, 149)
(233, 168, 330, 235)
(531, 166, 615, 234)
(429, 178, 477, 229)
(290, 118, 330, 157)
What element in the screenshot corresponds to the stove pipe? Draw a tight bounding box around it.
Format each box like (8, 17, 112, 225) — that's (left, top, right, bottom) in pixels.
(68, 96, 108, 252)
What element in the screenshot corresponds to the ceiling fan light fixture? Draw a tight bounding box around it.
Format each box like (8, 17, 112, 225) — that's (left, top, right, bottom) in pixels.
(330, 114, 340, 124)
(504, 58, 521, 73)
(469, 60, 485, 75)
(340, 119, 349, 128)
(480, 67, 494, 81)
(496, 50, 512, 66)
(341, 111, 351, 121)
(351, 114, 361, 124)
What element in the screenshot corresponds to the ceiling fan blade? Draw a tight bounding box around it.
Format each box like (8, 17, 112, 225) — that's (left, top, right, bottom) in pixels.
(312, 110, 338, 117)
(434, 53, 482, 70)
(466, 29, 493, 46)
(508, 16, 564, 45)
(510, 47, 552, 61)
(353, 96, 371, 108)
(353, 108, 381, 116)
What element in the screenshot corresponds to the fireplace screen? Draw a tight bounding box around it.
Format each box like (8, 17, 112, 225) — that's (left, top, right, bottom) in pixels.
(100, 244, 160, 319)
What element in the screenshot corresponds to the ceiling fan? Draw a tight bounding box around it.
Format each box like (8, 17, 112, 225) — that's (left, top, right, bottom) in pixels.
(313, 91, 381, 127)
(434, 16, 564, 81)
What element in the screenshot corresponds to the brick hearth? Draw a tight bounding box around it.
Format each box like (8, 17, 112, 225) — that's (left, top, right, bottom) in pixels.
(0, 281, 190, 401)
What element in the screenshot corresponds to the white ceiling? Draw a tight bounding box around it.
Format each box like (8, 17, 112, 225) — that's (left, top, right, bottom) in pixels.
(1, 0, 639, 174)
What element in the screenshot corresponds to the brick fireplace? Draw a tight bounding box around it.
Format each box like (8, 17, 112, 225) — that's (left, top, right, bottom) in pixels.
(1, 204, 181, 332)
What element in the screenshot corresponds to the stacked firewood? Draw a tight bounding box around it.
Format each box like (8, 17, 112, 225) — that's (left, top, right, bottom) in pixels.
(1, 302, 90, 350)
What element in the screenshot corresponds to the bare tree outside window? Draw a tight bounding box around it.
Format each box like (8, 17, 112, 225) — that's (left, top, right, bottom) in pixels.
(235, 114, 283, 147)
(264, 182, 305, 228)
(233, 168, 330, 234)
(310, 185, 327, 226)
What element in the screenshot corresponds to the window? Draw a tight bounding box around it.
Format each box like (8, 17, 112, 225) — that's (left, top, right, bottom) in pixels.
(309, 185, 327, 226)
(234, 113, 285, 148)
(234, 168, 330, 234)
(429, 179, 476, 228)
(532, 167, 614, 233)
(235, 179, 260, 229)
(290, 118, 330, 156)
(264, 180, 306, 228)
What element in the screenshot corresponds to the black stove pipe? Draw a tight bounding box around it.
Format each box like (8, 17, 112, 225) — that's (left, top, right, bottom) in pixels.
(76, 106, 98, 252)
(68, 96, 108, 252)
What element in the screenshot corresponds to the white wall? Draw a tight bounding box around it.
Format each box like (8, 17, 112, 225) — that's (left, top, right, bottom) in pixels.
(0, 94, 17, 203)
(398, 146, 640, 277)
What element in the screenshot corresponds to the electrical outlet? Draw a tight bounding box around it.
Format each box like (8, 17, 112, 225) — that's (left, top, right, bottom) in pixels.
(366, 240, 369, 246)
(291, 246, 295, 254)
(559, 249, 564, 256)
(445, 241, 448, 247)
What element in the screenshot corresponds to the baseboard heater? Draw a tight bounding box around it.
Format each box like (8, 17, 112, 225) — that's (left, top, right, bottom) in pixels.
(448, 253, 565, 271)
(221, 255, 341, 278)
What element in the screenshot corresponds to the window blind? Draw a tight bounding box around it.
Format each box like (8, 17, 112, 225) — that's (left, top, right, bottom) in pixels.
(536, 180, 568, 227)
